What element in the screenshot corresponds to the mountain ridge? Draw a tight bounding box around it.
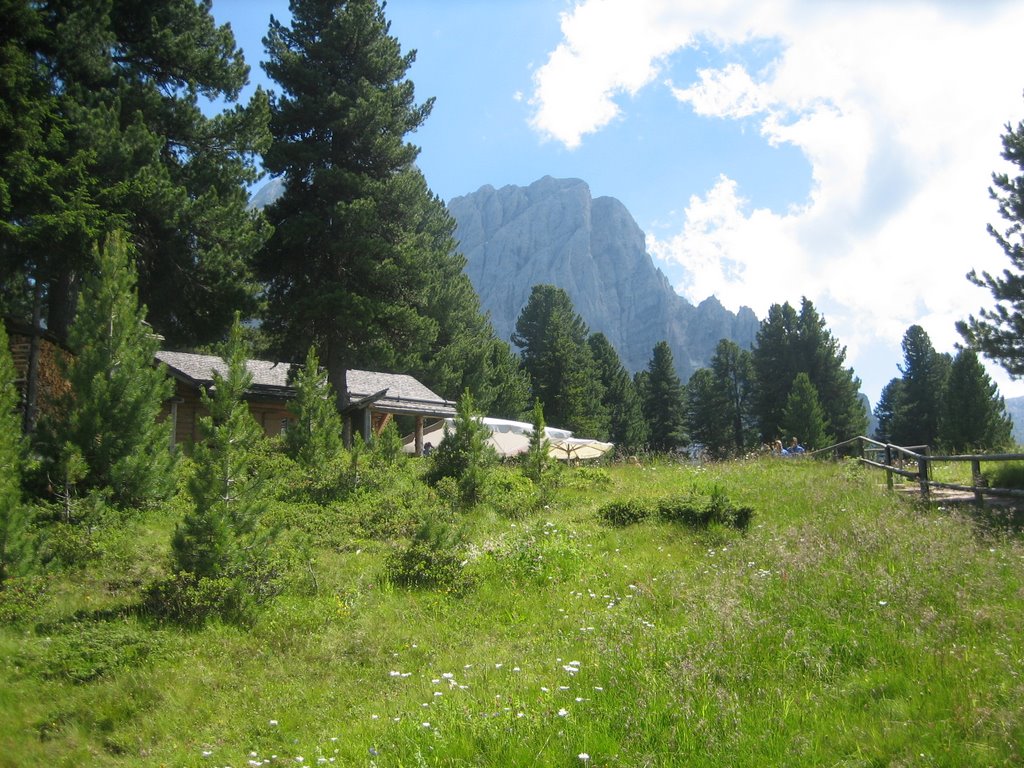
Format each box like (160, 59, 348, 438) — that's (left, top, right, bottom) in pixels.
(448, 176, 759, 380)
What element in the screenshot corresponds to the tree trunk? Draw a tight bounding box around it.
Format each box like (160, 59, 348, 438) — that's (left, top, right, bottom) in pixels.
(23, 280, 44, 435)
(325, 338, 350, 446)
(46, 268, 79, 345)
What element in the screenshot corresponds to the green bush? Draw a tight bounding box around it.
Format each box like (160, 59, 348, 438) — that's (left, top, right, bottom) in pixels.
(566, 465, 612, 488)
(0, 575, 47, 624)
(598, 497, 651, 526)
(386, 514, 468, 593)
(983, 461, 1024, 490)
(483, 466, 541, 518)
(142, 571, 246, 627)
(656, 487, 753, 530)
(601, 487, 754, 531)
(654, 493, 712, 526)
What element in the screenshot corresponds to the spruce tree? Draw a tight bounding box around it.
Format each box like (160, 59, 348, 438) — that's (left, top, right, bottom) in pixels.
(890, 325, 950, 447)
(44, 232, 174, 506)
(512, 285, 608, 437)
(259, 0, 454, 418)
(686, 367, 732, 458)
(643, 341, 687, 452)
(710, 339, 758, 455)
(873, 378, 905, 443)
(752, 298, 865, 442)
(938, 349, 1013, 453)
(589, 333, 648, 452)
(172, 315, 270, 580)
(781, 372, 828, 450)
(0, 321, 31, 582)
(285, 346, 344, 467)
(523, 399, 552, 485)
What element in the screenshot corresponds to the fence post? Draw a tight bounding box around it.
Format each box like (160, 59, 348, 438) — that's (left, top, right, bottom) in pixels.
(885, 444, 893, 491)
(917, 450, 930, 500)
(972, 458, 983, 508)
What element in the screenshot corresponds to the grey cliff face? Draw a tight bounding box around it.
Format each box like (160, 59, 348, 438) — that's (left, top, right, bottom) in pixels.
(448, 176, 759, 380)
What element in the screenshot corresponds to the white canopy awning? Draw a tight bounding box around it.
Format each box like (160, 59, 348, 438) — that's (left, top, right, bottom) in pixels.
(403, 417, 612, 459)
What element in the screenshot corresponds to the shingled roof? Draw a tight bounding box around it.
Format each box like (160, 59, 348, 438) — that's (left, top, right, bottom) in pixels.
(156, 350, 456, 418)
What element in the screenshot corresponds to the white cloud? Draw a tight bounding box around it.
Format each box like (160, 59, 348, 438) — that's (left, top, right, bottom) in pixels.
(531, 0, 1024, 400)
(528, 2, 697, 147)
(669, 63, 768, 119)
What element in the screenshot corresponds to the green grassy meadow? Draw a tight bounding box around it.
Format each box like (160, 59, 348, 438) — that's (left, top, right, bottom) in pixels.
(2, 457, 1023, 767)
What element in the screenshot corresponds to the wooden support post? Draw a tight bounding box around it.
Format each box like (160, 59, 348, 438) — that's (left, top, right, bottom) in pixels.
(415, 415, 424, 457)
(972, 458, 983, 508)
(917, 453, 929, 500)
(885, 444, 893, 491)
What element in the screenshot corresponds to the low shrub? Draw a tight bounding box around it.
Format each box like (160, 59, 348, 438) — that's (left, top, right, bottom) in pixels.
(602, 487, 754, 531)
(484, 521, 583, 586)
(983, 461, 1024, 490)
(656, 487, 753, 530)
(483, 466, 541, 518)
(386, 514, 469, 593)
(0, 575, 48, 624)
(142, 571, 246, 626)
(562, 465, 611, 489)
(598, 498, 651, 526)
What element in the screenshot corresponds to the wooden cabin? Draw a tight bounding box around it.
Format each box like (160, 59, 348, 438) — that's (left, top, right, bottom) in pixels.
(155, 350, 455, 455)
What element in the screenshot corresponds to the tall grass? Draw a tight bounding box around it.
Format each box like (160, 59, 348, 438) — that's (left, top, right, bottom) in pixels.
(1, 457, 1022, 766)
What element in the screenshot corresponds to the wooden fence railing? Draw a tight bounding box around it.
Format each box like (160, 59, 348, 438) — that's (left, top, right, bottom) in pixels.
(807, 436, 1024, 506)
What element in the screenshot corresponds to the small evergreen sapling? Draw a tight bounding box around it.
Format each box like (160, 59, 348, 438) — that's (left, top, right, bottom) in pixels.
(425, 390, 496, 506)
(285, 346, 344, 467)
(168, 316, 279, 619)
(43, 232, 174, 506)
(523, 399, 551, 485)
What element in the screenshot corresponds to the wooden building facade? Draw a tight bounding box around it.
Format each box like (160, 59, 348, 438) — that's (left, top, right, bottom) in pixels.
(155, 350, 456, 455)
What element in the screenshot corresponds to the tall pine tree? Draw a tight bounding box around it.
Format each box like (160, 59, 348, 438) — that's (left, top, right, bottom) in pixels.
(938, 348, 1013, 453)
(259, 0, 458, 424)
(710, 339, 758, 455)
(685, 367, 731, 458)
(588, 332, 647, 451)
(512, 285, 608, 437)
(873, 378, 904, 444)
(643, 341, 687, 452)
(42, 232, 174, 506)
(752, 298, 865, 442)
(890, 325, 950, 447)
(781, 372, 828, 450)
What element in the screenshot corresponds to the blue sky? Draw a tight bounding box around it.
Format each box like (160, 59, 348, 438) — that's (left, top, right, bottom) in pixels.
(213, 0, 1024, 406)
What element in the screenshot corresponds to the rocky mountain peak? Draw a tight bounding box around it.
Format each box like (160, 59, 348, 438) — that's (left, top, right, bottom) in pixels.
(448, 176, 758, 379)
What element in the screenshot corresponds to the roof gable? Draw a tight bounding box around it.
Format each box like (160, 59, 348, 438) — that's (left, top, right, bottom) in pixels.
(155, 350, 455, 417)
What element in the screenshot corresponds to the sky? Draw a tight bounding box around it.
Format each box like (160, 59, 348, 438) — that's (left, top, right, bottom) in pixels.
(213, 0, 1024, 406)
